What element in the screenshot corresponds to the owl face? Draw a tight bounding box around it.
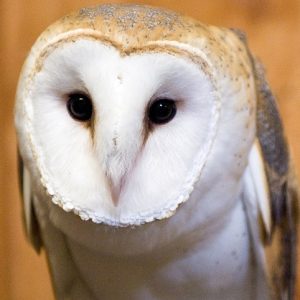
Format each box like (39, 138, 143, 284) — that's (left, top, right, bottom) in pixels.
(15, 4, 256, 229)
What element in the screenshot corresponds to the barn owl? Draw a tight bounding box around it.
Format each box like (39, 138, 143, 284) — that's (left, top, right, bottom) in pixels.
(15, 3, 298, 300)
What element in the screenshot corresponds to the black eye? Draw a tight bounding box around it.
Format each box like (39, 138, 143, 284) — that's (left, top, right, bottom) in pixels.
(67, 93, 93, 121)
(148, 99, 177, 125)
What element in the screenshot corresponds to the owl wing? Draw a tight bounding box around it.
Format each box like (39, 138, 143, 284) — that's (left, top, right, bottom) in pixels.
(18, 153, 42, 252)
(239, 34, 299, 299)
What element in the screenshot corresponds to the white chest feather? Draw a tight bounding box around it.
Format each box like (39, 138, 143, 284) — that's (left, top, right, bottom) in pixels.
(40, 196, 267, 300)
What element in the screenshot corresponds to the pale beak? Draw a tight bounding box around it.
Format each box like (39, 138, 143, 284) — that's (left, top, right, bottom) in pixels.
(107, 176, 124, 207)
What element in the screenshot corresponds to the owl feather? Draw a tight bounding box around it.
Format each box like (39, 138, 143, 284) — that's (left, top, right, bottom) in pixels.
(16, 4, 298, 300)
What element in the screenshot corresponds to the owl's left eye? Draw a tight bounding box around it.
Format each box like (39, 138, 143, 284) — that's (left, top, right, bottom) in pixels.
(67, 93, 93, 122)
(148, 99, 177, 125)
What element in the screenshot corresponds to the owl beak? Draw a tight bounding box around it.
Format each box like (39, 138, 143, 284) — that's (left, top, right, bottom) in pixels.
(107, 177, 123, 207)
(110, 185, 120, 207)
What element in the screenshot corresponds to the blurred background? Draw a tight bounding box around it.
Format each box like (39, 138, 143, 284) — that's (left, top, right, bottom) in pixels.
(0, 0, 299, 299)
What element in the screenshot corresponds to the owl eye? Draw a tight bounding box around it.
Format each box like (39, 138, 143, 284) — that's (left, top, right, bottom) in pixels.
(148, 99, 177, 125)
(67, 93, 93, 121)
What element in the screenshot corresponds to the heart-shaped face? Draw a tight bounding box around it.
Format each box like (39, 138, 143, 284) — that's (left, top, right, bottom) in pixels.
(15, 4, 256, 230)
(18, 36, 219, 226)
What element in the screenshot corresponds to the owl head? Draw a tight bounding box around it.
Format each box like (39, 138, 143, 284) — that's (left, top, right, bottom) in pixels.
(15, 4, 256, 252)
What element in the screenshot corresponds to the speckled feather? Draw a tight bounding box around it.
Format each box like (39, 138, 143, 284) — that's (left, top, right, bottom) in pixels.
(253, 59, 298, 299)
(29, 4, 251, 81)
(232, 30, 299, 299)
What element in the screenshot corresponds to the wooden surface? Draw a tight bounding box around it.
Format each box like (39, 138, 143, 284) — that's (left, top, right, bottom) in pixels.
(0, 0, 299, 299)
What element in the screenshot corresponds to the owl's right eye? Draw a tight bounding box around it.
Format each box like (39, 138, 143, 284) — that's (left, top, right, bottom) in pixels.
(67, 93, 93, 122)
